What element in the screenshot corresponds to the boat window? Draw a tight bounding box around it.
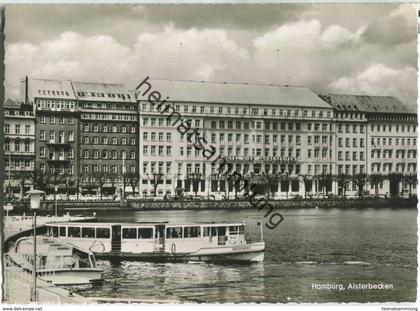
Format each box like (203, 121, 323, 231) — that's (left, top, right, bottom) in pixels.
(166, 227, 182, 239)
(138, 228, 153, 239)
(68, 227, 81, 238)
(122, 228, 137, 239)
(59, 227, 66, 237)
(82, 227, 95, 238)
(184, 226, 201, 238)
(52, 226, 58, 237)
(96, 228, 110, 239)
(203, 227, 217, 237)
(217, 227, 226, 236)
(229, 226, 239, 235)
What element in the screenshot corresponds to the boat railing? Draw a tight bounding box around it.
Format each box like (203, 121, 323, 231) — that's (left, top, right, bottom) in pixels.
(3, 253, 61, 304)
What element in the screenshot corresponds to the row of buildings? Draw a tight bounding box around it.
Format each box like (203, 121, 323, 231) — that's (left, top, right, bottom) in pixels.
(3, 77, 418, 199)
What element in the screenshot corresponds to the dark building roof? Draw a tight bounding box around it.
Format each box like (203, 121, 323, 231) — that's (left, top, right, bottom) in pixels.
(4, 98, 21, 108)
(72, 81, 135, 103)
(139, 79, 332, 109)
(320, 94, 417, 114)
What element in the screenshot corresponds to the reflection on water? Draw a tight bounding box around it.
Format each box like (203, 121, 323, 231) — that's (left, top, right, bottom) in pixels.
(80, 208, 417, 303)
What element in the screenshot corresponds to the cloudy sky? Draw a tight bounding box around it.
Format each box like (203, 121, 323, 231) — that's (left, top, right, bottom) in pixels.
(4, 4, 418, 107)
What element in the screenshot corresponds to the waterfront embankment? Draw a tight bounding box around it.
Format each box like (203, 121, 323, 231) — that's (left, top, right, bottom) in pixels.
(5, 197, 417, 214)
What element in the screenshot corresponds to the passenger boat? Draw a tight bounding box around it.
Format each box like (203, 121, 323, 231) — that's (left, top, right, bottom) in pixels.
(44, 221, 265, 263)
(8, 236, 103, 286)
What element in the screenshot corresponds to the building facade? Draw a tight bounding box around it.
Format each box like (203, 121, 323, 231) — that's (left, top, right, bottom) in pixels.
(322, 94, 417, 198)
(11, 77, 416, 199)
(26, 79, 80, 194)
(75, 82, 139, 195)
(3, 99, 36, 197)
(138, 80, 337, 198)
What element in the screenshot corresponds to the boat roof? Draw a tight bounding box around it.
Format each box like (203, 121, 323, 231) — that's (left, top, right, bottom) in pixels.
(15, 237, 79, 256)
(46, 221, 246, 227)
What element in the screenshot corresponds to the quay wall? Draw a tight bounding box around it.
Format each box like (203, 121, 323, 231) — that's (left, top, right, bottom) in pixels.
(5, 198, 418, 214)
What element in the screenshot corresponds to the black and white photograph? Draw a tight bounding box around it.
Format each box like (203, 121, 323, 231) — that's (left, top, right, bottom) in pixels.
(1, 2, 418, 308)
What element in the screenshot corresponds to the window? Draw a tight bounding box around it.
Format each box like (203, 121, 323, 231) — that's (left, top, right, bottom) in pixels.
(68, 227, 81, 238)
(183, 226, 201, 238)
(122, 228, 137, 239)
(82, 227, 95, 238)
(96, 228, 110, 239)
(166, 227, 183, 239)
(138, 228, 153, 239)
(40, 147, 45, 157)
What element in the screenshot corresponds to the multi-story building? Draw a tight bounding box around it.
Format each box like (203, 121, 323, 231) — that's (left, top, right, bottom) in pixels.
(25, 79, 80, 194)
(138, 80, 336, 198)
(75, 82, 139, 195)
(3, 98, 36, 197)
(322, 94, 417, 197)
(16, 76, 416, 199)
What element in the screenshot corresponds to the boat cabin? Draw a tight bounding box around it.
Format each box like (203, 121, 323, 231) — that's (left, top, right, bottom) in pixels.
(45, 221, 249, 255)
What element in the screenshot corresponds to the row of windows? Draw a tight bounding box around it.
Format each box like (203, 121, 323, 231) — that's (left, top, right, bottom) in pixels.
(370, 150, 417, 159)
(337, 124, 365, 133)
(371, 124, 416, 133)
(4, 141, 32, 152)
(143, 145, 172, 156)
(337, 165, 366, 175)
(143, 132, 172, 142)
(82, 136, 136, 146)
(370, 163, 416, 173)
(5, 159, 34, 169)
(36, 99, 75, 110)
(82, 149, 136, 160)
(338, 138, 365, 148)
(40, 130, 74, 142)
(4, 124, 33, 135)
(337, 151, 365, 161)
(80, 100, 135, 109)
(141, 103, 332, 118)
(39, 163, 74, 175)
(81, 113, 138, 121)
(40, 116, 75, 124)
(371, 137, 416, 147)
(81, 164, 136, 175)
(209, 121, 330, 132)
(82, 124, 136, 133)
(39, 147, 74, 159)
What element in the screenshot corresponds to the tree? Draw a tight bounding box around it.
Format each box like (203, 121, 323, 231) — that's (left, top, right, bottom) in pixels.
(261, 172, 281, 199)
(369, 174, 384, 197)
(334, 173, 351, 198)
(187, 173, 202, 197)
(316, 173, 333, 197)
(149, 173, 163, 197)
(404, 174, 417, 197)
(93, 171, 107, 200)
(127, 171, 140, 196)
(353, 173, 368, 198)
(31, 169, 48, 192)
(106, 172, 119, 195)
(299, 174, 313, 199)
(14, 171, 32, 199)
(388, 173, 403, 198)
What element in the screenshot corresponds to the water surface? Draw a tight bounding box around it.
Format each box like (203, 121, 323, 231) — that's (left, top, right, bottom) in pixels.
(79, 208, 417, 303)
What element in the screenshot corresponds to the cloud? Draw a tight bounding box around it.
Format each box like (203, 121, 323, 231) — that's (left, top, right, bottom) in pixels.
(4, 4, 417, 107)
(362, 4, 417, 46)
(328, 63, 417, 106)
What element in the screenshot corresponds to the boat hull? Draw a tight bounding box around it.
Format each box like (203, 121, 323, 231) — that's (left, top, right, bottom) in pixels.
(38, 269, 103, 286)
(96, 242, 265, 263)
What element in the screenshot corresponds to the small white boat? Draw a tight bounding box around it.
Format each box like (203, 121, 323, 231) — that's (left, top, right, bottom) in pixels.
(45, 221, 265, 263)
(8, 236, 103, 286)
